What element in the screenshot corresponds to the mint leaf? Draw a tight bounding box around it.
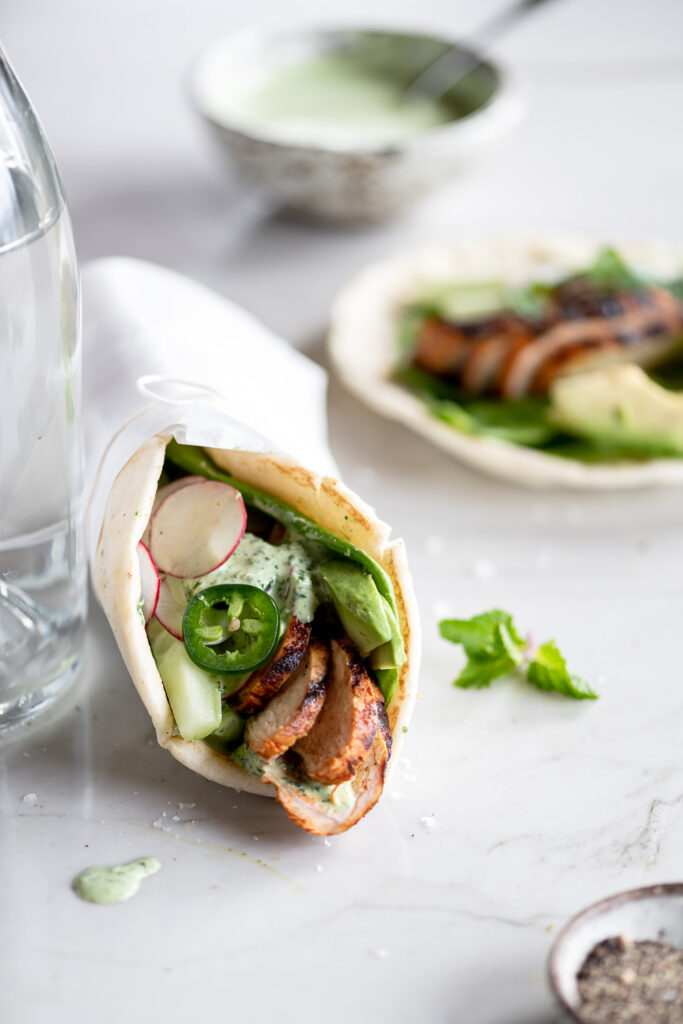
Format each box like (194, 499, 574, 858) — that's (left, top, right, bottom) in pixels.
(441, 612, 526, 689)
(527, 641, 598, 701)
(454, 651, 518, 689)
(440, 611, 598, 701)
(439, 610, 525, 659)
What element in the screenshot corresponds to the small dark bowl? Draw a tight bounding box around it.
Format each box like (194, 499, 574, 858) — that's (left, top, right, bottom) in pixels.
(548, 883, 683, 1021)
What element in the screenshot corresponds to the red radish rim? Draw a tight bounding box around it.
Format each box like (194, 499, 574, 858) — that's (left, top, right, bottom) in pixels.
(149, 479, 247, 579)
(137, 541, 160, 625)
(154, 475, 205, 504)
(142, 475, 206, 547)
(155, 578, 185, 640)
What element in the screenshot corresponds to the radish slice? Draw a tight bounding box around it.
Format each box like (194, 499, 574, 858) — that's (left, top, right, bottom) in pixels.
(154, 475, 205, 508)
(155, 578, 186, 640)
(137, 542, 160, 625)
(150, 480, 246, 579)
(142, 475, 204, 547)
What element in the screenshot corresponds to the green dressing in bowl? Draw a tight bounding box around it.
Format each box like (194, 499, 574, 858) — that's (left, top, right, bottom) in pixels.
(224, 51, 455, 146)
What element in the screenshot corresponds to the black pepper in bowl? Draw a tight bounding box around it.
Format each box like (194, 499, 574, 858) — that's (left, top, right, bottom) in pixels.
(577, 935, 683, 1023)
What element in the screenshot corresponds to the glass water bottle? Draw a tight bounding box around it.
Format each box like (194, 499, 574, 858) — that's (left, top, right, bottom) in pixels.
(0, 46, 86, 728)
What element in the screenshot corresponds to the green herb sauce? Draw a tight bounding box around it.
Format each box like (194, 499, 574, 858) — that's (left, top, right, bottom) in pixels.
(265, 756, 357, 814)
(72, 857, 161, 905)
(184, 532, 322, 624)
(212, 52, 454, 147)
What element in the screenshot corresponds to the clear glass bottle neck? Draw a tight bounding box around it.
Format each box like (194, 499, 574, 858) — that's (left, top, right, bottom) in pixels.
(0, 44, 65, 254)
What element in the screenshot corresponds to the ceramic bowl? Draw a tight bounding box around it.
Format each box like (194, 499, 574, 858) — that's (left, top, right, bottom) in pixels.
(188, 26, 522, 222)
(548, 883, 683, 1021)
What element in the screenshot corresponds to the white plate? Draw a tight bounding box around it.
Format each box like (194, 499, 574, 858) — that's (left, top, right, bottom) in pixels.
(329, 237, 683, 489)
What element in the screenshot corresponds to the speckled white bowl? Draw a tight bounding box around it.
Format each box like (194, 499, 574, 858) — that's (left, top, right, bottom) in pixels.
(548, 883, 683, 1021)
(188, 26, 523, 222)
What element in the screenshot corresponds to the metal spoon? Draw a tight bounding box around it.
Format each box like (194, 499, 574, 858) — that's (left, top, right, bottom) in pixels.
(407, 0, 562, 100)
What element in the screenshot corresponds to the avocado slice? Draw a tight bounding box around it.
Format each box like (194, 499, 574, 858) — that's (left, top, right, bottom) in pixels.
(320, 561, 393, 658)
(372, 668, 400, 705)
(369, 597, 407, 669)
(549, 365, 683, 456)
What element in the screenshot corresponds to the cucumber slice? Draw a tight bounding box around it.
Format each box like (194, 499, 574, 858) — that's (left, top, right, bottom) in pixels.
(212, 705, 245, 744)
(149, 622, 221, 740)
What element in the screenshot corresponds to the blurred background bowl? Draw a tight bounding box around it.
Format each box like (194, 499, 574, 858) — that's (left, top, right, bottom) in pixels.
(188, 25, 523, 223)
(548, 883, 683, 1021)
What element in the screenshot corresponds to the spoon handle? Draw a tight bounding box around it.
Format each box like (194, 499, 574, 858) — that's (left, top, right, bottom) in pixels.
(407, 0, 561, 100)
(474, 0, 560, 46)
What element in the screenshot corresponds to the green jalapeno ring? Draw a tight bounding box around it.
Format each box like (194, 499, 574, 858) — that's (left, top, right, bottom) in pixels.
(182, 584, 280, 675)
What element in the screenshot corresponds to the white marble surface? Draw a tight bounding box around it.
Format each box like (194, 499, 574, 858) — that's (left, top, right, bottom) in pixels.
(3, 1, 683, 1022)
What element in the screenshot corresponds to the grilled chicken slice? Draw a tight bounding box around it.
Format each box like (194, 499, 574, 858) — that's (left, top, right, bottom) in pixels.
(554, 281, 681, 328)
(232, 617, 311, 715)
(293, 636, 380, 786)
(414, 315, 540, 384)
(245, 641, 329, 760)
(501, 290, 683, 399)
(531, 337, 624, 394)
(412, 283, 682, 399)
(460, 334, 518, 395)
(413, 317, 471, 377)
(263, 697, 392, 836)
(533, 332, 682, 395)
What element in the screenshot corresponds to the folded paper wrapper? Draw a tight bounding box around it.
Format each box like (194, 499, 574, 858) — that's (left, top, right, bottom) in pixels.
(83, 257, 337, 565)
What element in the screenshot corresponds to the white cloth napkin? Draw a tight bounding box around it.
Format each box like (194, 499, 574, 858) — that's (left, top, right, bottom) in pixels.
(82, 257, 336, 563)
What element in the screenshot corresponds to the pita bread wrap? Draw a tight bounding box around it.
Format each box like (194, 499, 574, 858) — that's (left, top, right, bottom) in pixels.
(329, 237, 683, 490)
(84, 259, 419, 834)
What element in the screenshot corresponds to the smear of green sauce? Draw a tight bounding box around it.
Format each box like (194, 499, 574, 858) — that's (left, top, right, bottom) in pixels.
(72, 857, 161, 904)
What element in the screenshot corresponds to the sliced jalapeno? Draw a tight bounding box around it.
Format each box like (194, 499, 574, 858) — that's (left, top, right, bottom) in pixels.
(182, 584, 280, 675)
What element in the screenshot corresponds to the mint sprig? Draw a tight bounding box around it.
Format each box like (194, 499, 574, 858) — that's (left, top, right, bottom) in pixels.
(527, 640, 598, 700)
(439, 610, 597, 700)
